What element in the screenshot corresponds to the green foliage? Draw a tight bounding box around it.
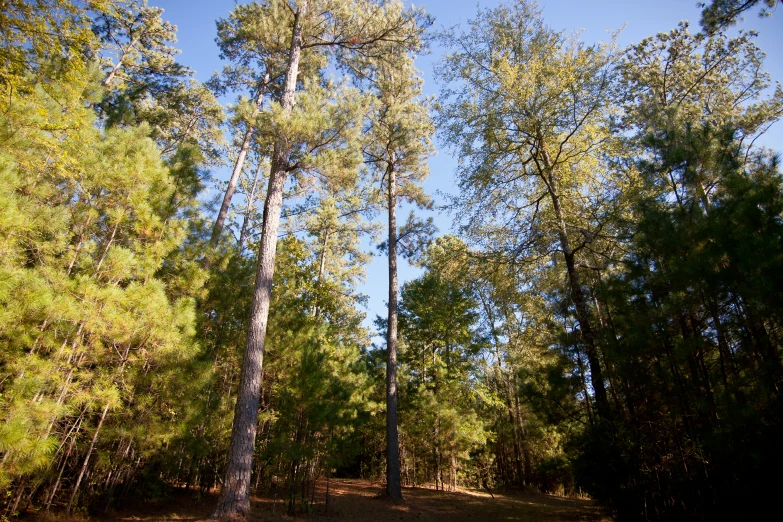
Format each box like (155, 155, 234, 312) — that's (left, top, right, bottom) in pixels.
(0, 0, 100, 100)
(0, 65, 204, 501)
(211, 0, 322, 99)
(570, 21, 783, 521)
(95, 0, 226, 164)
(700, 0, 780, 33)
(575, 125, 783, 521)
(396, 263, 489, 488)
(160, 234, 374, 504)
(435, 2, 783, 517)
(354, 236, 582, 494)
(364, 53, 434, 210)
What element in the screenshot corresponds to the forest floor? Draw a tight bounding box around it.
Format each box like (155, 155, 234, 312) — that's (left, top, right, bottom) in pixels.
(26, 479, 610, 522)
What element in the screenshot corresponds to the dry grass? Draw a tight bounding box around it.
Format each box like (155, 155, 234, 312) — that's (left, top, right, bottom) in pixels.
(22, 479, 611, 522)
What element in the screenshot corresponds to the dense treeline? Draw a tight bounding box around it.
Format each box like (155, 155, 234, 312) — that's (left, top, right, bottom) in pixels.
(0, 0, 781, 521)
(434, 2, 783, 519)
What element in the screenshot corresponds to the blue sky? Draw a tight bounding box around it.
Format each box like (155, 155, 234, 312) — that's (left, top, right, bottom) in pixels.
(154, 0, 782, 338)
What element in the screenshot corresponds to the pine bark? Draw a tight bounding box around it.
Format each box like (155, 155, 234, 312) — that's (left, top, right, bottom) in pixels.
(385, 164, 403, 500)
(212, 3, 307, 519)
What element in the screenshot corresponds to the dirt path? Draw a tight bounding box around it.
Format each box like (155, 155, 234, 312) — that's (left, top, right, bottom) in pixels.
(32, 479, 609, 522)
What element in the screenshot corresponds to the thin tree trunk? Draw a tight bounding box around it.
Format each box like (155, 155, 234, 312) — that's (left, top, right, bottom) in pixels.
(103, 61, 123, 87)
(287, 409, 305, 515)
(312, 229, 329, 317)
(67, 403, 110, 513)
(46, 410, 85, 511)
(8, 479, 28, 516)
(238, 160, 265, 252)
(95, 219, 121, 273)
(103, 39, 136, 87)
(479, 293, 529, 482)
(211, 3, 307, 519)
(548, 186, 611, 420)
(412, 445, 416, 486)
(537, 143, 610, 420)
(43, 367, 74, 441)
(513, 392, 533, 483)
(573, 328, 595, 423)
(211, 73, 270, 246)
(385, 162, 403, 501)
(317, 230, 329, 283)
(504, 385, 524, 484)
(325, 469, 330, 515)
(451, 453, 457, 491)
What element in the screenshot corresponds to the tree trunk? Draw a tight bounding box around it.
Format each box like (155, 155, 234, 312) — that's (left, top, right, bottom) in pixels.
(433, 420, 440, 492)
(238, 160, 265, 252)
(211, 73, 270, 246)
(317, 230, 329, 283)
(211, 3, 307, 519)
(103, 39, 136, 87)
(312, 229, 329, 317)
(451, 453, 457, 491)
(548, 186, 611, 420)
(385, 163, 403, 501)
(46, 411, 84, 511)
(503, 384, 524, 484)
(325, 469, 330, 515)
(67, 403, 109, 513)
(513, 392, 533, 483)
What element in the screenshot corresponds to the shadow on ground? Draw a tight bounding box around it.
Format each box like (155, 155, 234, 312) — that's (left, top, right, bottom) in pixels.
(25, 479, 610, 522)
